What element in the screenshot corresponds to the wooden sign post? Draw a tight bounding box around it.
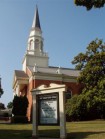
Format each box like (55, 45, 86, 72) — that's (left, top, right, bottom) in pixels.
(31, 83, 67, 139)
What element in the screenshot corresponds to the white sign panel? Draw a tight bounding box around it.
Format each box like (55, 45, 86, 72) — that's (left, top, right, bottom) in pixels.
(38, 93, 59, 125)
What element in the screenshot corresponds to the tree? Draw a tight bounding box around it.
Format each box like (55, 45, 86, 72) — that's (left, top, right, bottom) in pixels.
(74, 0, 105, 10)
(0, 103, 5, 109)
(0, 77, 3, 98)
(72, 38, 105, 95)
(66, 94, 88, 121)
(7, 101, 13, 109)
(12, 95, 28, 116)
(12, 95, 29, 123)
(67, 38, 105, 120)
(0, 88, 3, 98)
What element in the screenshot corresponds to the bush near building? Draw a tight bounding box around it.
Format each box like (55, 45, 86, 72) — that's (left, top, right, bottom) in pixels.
(12, 95, 28, 123)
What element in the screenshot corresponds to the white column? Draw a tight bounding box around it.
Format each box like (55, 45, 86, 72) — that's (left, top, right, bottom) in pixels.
(32, 93, 38, 138)
(59, 91, 66, 139)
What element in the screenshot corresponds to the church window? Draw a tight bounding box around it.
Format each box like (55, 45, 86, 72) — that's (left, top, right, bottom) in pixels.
(35, 39, 39, 49)
(40, 41, 43, 51)
(66, 89, 72, 100)
(30, 40, 33, 50)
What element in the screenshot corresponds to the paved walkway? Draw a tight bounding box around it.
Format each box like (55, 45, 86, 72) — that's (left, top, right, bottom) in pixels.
(39, 138, 59, 139)
(33, 137, 60, 139)
(32, 137, 60, 139)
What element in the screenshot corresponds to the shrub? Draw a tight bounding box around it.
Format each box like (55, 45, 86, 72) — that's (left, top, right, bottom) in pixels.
(12, 95, 28, 116)
(66, 93, 105, 121)
(66, 94, 88, 121)
(12, 95, 29, 123)
(12, 116, 28, 123)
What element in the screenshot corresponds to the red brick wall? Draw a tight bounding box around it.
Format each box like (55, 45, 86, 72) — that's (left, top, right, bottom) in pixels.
(34, 79, 62, 88)
(26, 78, 83, 121)
(34, 79, 83, 95)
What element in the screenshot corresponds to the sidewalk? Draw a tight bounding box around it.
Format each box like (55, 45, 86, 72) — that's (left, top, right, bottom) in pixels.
(32, 137, 60, 139)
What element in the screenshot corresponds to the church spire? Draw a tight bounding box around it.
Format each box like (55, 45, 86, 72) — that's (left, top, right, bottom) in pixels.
(22, 6, 49, 72)
(32, 5, 41, 30)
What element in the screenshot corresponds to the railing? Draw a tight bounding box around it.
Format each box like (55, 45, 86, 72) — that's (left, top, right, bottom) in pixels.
(26, 50, 48, 57)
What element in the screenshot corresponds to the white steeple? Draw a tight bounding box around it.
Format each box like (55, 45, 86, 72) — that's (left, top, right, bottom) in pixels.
(28, 5, 43, 54)
(22, 6, 49, 72)
(32, 5, 41, 30)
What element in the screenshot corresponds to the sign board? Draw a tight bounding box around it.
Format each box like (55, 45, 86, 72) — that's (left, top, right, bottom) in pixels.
(37, 93, 59, 125)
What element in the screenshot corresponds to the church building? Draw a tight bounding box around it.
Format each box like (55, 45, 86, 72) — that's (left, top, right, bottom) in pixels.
(12, 6, 83, 121)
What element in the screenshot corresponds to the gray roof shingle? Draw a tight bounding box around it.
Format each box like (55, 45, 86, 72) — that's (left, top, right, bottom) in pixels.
(28, 66, 80, 77)
(14, 70, 29, 79)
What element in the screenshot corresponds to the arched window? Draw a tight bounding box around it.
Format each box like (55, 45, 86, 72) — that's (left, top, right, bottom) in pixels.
(40, 41, 43, 51)
(35, 39, 39, 49)
(29, 40, 33, 50)
(65, 89, 72, 100)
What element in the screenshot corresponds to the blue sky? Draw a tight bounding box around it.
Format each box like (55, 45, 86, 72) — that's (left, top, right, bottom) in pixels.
(0, 0, 105, 106)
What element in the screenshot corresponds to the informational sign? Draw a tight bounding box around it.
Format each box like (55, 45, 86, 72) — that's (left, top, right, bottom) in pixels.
(38, 93, 59, 125)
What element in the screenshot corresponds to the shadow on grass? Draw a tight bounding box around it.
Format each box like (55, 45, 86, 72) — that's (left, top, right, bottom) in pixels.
(39, 129, 60, 138)
(0, 129, 32, 139)
(0, 128, 59, 139)
(0, 128, 105, 139)
(67, 131, 105, 139)
(39, 129, 105, 139)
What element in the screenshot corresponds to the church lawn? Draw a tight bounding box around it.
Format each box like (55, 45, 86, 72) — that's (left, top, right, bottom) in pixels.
(0, 120, 105, 139)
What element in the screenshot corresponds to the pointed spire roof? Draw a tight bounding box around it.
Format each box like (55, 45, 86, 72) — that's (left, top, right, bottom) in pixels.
(32, 5, 41, 30)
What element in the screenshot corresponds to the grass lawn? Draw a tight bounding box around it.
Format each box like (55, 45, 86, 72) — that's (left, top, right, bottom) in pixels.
(0, 120, 105, 139)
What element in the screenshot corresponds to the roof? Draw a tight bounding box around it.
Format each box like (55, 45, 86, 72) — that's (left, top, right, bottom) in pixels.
(14, 70, 29, 79)
(32, 5, 41, 29)
(28, 66, 80, 77)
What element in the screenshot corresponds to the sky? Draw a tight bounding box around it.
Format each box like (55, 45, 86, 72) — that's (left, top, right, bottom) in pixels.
(0, 0, 105, 106)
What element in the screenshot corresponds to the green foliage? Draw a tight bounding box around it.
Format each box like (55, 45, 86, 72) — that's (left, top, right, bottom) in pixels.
(7, 101, 13, 109)
(0, 87, 4, 98)
(12, 96, 29, 123)
(66, 39, 105, 121)
(12, 95, 28, 116)
(0, 103, 5, 109)
(74, 0, 105, 10)
(66, 93, 105, 121)
(66, 95, 88, 121)
(72, 39, 105, 94)
(12, 116, 28, 123)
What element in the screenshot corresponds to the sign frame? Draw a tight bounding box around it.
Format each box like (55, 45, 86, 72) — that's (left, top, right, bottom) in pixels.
(37, 92, 59, 126)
